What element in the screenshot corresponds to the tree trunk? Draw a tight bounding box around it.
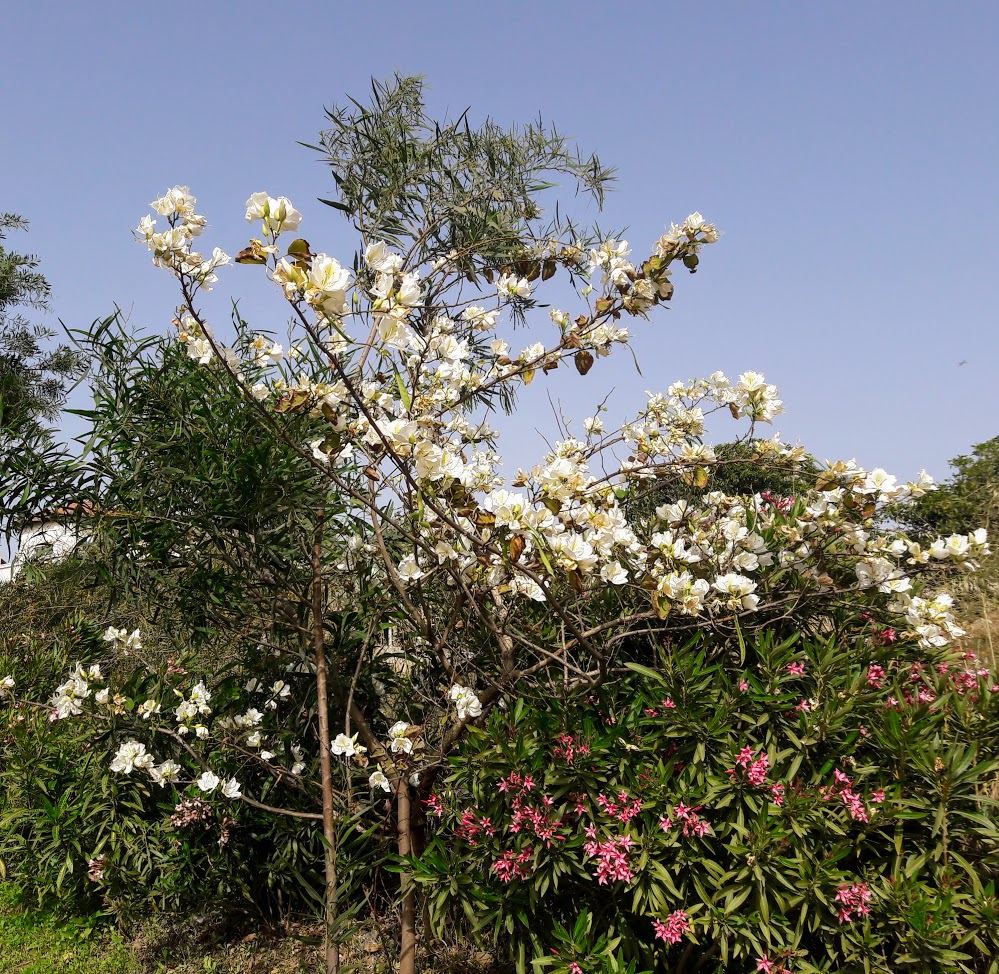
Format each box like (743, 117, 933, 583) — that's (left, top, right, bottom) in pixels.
(397, 778, 417, 974)
(313, 513, 339, 974)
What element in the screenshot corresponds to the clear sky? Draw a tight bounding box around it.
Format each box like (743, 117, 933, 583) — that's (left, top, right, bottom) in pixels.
(3, 0, 997, 483)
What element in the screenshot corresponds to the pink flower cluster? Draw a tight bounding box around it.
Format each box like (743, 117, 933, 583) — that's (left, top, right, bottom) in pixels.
(652, 909, 690, 945)
(755, 952, 793, 973)
(597, 790, 643, 825)
(659, 802, 711, 838)
(946, 653, 993, 696)
(424, 793, 444, 815)
(583, 826, 634, 884)
(87, 855, 107, 883)
(835, 881, 873, 923)
(454, 807, 497, 846)
(727, 746, 770, 787)
(170, 798, 213, 829)
(883, 653, 999, 711)
(497, 772, 535, 794)
(821, 768, 870, 823)
(491, 847, 533, 883)
(760, 491, 794, 513)
(786, 662, 806, 676)
(643, 697, 675, 717)
(866, 664, 886, 689)
(860, 612, 897, 646)
(552, 732, 590, 764)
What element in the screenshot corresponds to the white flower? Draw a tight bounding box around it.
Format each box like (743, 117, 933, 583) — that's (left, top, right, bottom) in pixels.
(0, 675, 13, 696)
(137, 699, 161, 720)
(496, 273, 531, 299)
(150, 186, 196, 218)
(600, 560, 628, 585)
(110, 740, 154, 775)
(397, 554, 424, 583)
(306, 254, 352, 315)
(188, 682, 212, 711)
(449, 684, 483, 721)
(222, 778, 242, 799)
(369, 770, 392, 793)
(149, 760, 181, 786)
(364, 241, 403, 274)
(331, 733, 366, 758)
(245, 192, 301, 235)
(712, 573, 760, 611)
(197, 771, 221, 793)
(389, 721, 414, 754)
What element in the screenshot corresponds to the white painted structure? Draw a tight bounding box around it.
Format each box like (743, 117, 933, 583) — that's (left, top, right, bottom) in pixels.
(0, 517, 83, 583)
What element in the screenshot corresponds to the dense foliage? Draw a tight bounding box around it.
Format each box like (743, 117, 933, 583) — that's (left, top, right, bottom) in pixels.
(416, 624, 999, 973)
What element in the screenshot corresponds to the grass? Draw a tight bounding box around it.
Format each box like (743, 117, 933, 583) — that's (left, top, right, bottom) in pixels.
(0, 883, 136, 974)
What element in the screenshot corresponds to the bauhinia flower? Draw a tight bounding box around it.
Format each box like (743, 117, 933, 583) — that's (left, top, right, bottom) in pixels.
(245, 192, 302, 236)
(369, 770, 392, 793)
(496, 273, 531, 299)
(331, 733, 366, 758)
(449, 684, 483, 721)
(150, 760, 182, 786)
(110, 740, 155, 775)
(196, 771, 221, 793)
(388, 721, 414, 754)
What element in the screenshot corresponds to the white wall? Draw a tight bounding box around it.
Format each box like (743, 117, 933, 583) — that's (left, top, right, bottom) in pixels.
(0, 520, 82, 582)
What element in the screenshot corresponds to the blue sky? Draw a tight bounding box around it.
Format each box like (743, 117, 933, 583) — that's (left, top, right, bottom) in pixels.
(3, 0, 997, 482)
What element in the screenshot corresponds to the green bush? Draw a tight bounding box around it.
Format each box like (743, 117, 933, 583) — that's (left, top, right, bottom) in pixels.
(413, 622, 999, 973)
(0, 601, 386, 929)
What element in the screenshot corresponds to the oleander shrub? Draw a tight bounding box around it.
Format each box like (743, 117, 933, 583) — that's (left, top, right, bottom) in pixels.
(413, 621, 999, 974)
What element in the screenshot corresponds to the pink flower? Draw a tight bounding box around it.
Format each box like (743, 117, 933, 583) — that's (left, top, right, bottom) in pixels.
(835, 882, 873, 923)
(866, 664, 886, 689)
(652, 909, 690, 945)
(728, 747, 770, 787)
(747, 753, 770, 787)
(786, 662, 805, 676)
(491, 847, 534, 883)
(871, 789, 886, 804)
(583, 832, 634, 885)
(756, 955, 775, 974)
(738, 679, 750, 692)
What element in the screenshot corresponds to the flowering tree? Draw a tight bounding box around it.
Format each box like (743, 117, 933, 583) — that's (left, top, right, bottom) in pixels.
(5, 77, 992, 974)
